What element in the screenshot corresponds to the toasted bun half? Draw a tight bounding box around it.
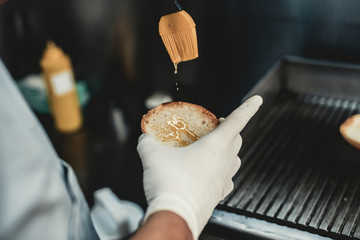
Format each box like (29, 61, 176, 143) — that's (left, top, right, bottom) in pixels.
(340, 114, 360, 150)
(141, 102, 219, 147)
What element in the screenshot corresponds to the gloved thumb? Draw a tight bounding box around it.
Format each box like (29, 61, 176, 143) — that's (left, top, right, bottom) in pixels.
(212, 95, 263, 141)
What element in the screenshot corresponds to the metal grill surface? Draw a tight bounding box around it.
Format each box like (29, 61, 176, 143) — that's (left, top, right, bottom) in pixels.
(220, 92, 360, 240)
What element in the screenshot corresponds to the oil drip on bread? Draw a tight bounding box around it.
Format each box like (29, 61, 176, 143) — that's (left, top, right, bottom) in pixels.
(164, 115, 199, 146)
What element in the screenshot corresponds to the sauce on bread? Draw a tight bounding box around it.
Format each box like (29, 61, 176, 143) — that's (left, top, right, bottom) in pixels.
(141, 102, 219, 147)
(164, 115, 200, 146)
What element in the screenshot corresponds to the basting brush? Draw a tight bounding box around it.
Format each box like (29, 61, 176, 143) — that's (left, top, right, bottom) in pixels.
(159, 0, 198, 72)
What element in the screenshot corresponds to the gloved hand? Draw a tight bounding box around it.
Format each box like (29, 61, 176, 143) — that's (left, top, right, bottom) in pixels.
(137, 95, 263, 239)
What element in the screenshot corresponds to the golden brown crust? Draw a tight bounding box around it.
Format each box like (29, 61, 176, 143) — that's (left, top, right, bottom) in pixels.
(340, 114, 360, 150)
(141, 101, 219, 146)
(141, 101, 219, 133)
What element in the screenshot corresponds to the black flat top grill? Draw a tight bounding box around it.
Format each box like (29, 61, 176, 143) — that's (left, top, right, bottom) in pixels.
(217, 57, 360, 240)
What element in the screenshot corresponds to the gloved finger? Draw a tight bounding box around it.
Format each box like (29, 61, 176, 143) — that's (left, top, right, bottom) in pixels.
(137, 133, 162, 157)
(220, 157, 241, 200)
(219, 117, 225, 122)
(228, 156, 241, 178)
(138, 133, 147, 143)
(222, 180, 235, 199)
(228, 134, 242, 158)
(212, 95, 262, 142)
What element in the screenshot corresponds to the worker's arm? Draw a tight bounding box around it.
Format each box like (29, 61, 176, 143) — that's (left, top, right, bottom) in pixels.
(136, 95, 263, 240)
(131, 211, 192, 240)
(0, 60, 98, 239)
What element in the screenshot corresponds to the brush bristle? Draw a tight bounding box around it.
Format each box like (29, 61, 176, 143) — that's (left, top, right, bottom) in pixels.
(161, 27, 198, 63)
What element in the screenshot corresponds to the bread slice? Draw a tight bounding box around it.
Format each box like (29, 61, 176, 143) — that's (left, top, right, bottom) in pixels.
(340, 114, 360, 150)
(141, 102, 219, 147)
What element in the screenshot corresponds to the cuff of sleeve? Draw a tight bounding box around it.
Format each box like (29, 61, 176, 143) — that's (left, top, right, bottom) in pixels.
(143, 193, 200, 240)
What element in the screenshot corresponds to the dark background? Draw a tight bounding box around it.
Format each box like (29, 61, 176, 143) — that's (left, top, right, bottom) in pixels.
(1, 0, 360, 229)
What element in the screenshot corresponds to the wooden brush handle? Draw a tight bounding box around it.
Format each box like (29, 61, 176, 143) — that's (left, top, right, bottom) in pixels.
(161, 0, 183, 16)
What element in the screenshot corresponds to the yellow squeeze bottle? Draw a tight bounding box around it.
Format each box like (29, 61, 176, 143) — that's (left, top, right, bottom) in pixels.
(40, 41, 83, 133)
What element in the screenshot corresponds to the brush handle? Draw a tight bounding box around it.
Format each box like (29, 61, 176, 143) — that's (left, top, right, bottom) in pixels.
(161, 0, 183, 16)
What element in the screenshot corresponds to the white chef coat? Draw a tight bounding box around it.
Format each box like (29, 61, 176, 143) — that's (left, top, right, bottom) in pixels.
(0, 59, 99, 240)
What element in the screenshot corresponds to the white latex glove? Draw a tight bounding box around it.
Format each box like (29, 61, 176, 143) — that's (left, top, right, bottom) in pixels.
(137, 95, 263, 239)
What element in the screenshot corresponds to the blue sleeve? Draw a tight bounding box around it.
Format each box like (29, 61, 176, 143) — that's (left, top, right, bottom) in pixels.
(0, 59, 99, 240)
